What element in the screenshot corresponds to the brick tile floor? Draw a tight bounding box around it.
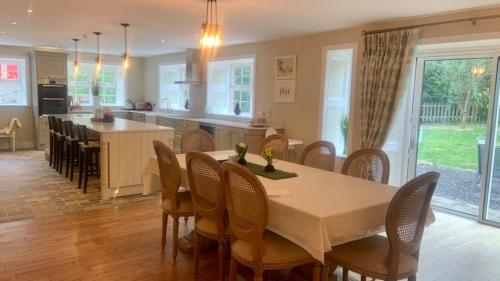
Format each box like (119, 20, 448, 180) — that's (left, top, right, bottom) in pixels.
(0, 150, 160, 223)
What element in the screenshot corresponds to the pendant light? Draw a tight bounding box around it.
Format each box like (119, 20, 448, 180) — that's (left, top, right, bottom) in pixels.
(200, 0, 222, 48)
(72, 38, 80, 75)
(121, 23, 130, 70)
(94, 32, 103, 74)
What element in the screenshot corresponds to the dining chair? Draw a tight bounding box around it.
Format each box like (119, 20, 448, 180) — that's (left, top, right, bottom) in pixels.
(54, 118, 65, 173)
(341, 148, 390, 184)
(77, 125, 100, 193)
(323, 171, 440, 281)
(299, 141, 336, 171)
(63, 121, 80, 180)
(0, 118, 22, 152)
(222, 161, 321, 281)
(258, 134, 289, 161)
(181, 128, 216, 153)
(153, 140, 194, 262)
(186, 151, 228, 281)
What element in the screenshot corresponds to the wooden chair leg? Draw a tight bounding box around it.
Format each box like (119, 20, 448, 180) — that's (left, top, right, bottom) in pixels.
(161, 213, 168, 248)
(342, 268, 349, 281)
(78, 151, 84, 189)
(254, 268, 263, 281)
(193, 230, 199, 274)
(184, 217, 188, 224)
(70, 147, 76, 181)
(218, 239, 225, 281)
(229, 258, 238, 281)
(361, 276, 367, 281)
(59, 141, 64, 174)
(65, 144, 71, 178)
(172, 217, 179, 261)
(83, 152, 89, 193)
(95, 152, 100, 179)
(408, 276, 416, 281)
(49, 137, 53, 167)
(322, 263, 330, 281)
(312, 262, 321, 281)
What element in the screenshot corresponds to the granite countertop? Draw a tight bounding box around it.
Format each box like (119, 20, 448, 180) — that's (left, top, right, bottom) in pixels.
(53, 114, 174, 133)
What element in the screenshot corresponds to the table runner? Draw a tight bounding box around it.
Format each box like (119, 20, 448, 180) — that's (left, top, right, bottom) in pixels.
(245, 162, 298, 180)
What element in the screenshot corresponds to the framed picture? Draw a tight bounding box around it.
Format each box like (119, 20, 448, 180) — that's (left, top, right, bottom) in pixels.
(275, 55, 296, 79)
(274, 79, 296, 103)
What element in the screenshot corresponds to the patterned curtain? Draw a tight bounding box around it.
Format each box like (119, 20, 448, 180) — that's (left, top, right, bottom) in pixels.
(360, 29, 419, 148)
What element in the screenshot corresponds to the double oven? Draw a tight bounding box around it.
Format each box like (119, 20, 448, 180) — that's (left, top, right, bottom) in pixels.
(38, 83, 68, 115)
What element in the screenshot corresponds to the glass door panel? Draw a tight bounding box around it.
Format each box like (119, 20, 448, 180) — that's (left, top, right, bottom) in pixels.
(413, 58, 494, 217)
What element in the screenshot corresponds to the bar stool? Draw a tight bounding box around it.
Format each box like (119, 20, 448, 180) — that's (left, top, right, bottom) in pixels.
(57, 119, 71, 174)
(64, 121, 80, 180)
(53, 118, 64, 172)
(47, 116, 56, 168)
(77, 125, 100, 193)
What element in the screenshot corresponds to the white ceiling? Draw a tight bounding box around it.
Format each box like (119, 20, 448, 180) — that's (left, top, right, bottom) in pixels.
(0, 0, 500, 57)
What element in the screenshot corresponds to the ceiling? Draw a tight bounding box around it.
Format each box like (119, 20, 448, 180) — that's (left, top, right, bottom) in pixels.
(1, 0, 500, 57)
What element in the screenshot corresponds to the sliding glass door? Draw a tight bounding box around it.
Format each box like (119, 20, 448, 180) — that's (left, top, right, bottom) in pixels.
(409, 49, 500, 226)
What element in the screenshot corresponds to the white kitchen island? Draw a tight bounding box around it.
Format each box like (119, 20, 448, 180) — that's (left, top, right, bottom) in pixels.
(53, 114, 174, 199)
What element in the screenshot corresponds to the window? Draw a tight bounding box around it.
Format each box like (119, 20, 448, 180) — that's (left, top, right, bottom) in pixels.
(207, 57, 254, 117)
(321, 47, 355, 155)
(0, 58, 27, 105)
(67, 62, 125, 106)
(159, 64, 189, 110)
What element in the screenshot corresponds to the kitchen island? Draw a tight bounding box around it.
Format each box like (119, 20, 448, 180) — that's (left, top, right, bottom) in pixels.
(52, 114, 174, 199)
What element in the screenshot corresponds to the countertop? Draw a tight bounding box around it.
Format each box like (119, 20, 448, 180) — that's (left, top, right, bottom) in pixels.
(53, 114, 174, 133)
(70, 109, 274, 131)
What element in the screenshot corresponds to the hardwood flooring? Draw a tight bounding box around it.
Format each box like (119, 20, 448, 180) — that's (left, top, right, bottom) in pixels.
(0, 199, 499, 281)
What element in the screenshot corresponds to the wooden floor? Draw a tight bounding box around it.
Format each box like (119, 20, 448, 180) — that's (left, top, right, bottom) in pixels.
(0, 198, 499, 281)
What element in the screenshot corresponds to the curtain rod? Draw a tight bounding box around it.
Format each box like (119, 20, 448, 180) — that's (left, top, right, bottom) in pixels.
(363, 14, 500, 36)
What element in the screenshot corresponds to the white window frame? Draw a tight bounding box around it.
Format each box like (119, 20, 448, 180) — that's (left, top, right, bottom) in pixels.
(67, 62, 125, 107)
(158, 63, 189, 112)
(0, 57, 28, 106)
(206, 56, 255, 119)
(319, 43, 357, 156)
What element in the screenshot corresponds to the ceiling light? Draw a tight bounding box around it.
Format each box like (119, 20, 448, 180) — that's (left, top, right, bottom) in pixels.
(121, 23, 130, 70)
(0, 31, 6, 34)
(72, 38, 80, 75)
(160, 39, 165, 44)
(11, 21, 18, 25)
(200, 0, 222, 48)
(27, 9, 34, 13)
(94, 32, 103, 74)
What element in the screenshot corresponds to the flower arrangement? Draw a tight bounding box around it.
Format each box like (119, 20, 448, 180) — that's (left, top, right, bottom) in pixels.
(235, 143, 248, 165)
(261, 147, 275, 172)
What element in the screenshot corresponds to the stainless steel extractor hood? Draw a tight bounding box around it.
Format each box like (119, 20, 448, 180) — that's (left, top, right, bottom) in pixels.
(174, 49, 202, 85)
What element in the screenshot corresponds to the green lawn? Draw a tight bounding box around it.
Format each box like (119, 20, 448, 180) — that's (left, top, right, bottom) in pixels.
(418, 123, 486, 170)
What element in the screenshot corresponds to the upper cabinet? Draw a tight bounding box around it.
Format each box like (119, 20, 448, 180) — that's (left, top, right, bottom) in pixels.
(34, 51, 68, 83)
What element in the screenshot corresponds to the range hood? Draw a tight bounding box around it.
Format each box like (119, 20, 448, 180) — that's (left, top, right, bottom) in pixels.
(174, 49, 202, 85)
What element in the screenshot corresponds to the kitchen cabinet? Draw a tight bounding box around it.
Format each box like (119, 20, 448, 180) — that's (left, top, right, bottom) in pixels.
(156, 116, 198, 152)
(35, 51, 68, 81)
(114, 112, 130, 120)
(130, 112, 146, 122)
(215, 126, 265, 154)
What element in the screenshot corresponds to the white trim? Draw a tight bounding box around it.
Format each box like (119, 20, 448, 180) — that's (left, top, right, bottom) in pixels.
(318, 43, 358, 156)
(0, 57, 29, 106)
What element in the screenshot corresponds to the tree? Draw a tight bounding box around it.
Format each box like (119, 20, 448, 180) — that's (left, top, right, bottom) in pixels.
(422, 58, 492, 128)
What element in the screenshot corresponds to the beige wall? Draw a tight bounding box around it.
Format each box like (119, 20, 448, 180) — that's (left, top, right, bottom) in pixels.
(144, 6, 500, 156)
(0, 46, 145, 150)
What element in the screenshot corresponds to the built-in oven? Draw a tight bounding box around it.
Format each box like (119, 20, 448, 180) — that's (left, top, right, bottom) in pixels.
(38, 84, 68, 115)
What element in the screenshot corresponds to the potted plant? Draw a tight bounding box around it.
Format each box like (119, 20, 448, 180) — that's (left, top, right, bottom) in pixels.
(235, 143, 248, 165)
(261, 147, 275, 172)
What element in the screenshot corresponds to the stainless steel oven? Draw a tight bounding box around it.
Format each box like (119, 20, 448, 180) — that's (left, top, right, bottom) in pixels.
(38, 84, 68, 115)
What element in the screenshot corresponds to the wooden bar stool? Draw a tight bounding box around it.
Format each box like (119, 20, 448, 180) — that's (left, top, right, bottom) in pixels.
(64, 121, 79, 180)
(53, 118, 65, 172)
(77, 125, 100, 193)
(57, 119, 71, 174)
(47, 116, 56, 168)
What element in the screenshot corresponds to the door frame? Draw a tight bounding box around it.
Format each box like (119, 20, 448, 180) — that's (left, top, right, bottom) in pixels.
(408, 47, 500, 226)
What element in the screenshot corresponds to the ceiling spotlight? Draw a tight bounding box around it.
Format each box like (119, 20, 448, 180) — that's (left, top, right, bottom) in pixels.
(27, 9, 34, 13)
(0, 31, 6, 34)
(12, 21, 18, 25)
(160, 39, 165, 44)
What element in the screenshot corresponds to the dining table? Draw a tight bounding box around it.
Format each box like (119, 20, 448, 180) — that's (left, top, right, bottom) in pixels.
(142, 150, 435, 263)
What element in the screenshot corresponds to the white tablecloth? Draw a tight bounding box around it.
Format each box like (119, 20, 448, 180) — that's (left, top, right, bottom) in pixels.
(142, 150, 434, 263)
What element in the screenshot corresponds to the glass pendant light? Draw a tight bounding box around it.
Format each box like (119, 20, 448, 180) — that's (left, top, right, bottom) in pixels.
(94, 32, 103, 74)
(72, 38, 80, 75)
(200, 0, 222, 48)
(121, 23, 130, 70)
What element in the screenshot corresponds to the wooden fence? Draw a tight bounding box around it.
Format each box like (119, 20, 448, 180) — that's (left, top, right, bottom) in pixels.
(420, 103, 482, 123)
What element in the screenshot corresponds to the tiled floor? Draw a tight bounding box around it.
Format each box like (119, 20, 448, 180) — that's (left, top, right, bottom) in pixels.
(0, 150, 160, 223)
